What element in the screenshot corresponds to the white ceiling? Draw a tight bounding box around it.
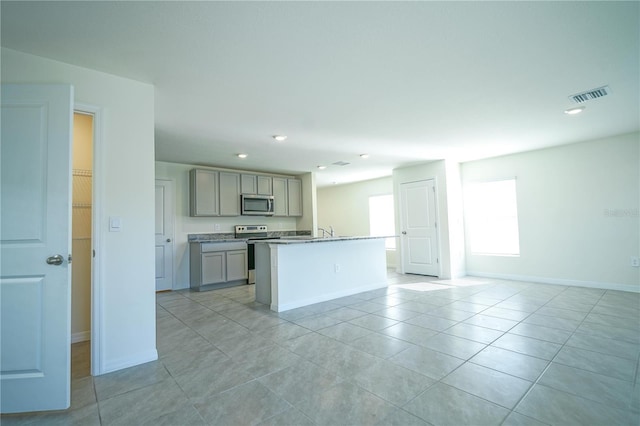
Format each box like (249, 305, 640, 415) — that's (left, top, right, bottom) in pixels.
(2, 1, 638, 187)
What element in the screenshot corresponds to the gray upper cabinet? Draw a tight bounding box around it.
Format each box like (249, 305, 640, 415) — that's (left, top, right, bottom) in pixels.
(190, 169, 219, 216)
(241, 174, 273, 196)
(257, 175, 273, 195)
(241, 174, 257, 194)
(287, 178, 303, 216)
(191, 168, 300, 217)
(272, 177, 288, 216)
(219, 172, 241, 216)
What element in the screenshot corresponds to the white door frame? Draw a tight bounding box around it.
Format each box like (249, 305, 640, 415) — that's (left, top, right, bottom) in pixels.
(155, 178, 176, 291)
(74, 103, 104, 376)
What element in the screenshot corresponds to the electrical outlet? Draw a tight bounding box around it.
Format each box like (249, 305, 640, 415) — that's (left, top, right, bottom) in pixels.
(631, 256, 640, 267)
(334, 263, 340, 273)
(214, 223, 221, 231)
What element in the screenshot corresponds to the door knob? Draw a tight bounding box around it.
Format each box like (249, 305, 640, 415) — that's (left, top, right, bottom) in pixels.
(166, 238, 171, 243)
(46, 254, 64, 265)
(402, 231, 407, 235)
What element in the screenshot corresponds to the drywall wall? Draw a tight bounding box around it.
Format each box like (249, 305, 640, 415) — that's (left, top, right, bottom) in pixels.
(154, 161, 303, 289)
(2, 47, 157, 373)
(317, 176, 397, 267)
(462, 132, 640, 291)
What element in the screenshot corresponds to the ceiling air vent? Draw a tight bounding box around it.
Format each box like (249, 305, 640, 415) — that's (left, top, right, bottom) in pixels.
(332, 161, 350, 166)
(569, 85, 611, 104)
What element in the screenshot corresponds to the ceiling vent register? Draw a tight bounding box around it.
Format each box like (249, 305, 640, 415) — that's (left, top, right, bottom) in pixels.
(332, 161, 350, 166)
(569, 85, 611, 103)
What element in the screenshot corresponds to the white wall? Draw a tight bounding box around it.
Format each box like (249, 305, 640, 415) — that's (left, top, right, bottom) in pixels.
(317, 176, 397, 266)
(155, 161, 303, 289)
(462, 132, 640, 291)
(2, 48, 157, 373)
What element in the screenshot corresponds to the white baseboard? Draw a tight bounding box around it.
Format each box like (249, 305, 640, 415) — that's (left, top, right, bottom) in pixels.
(72, 331, 90, 343)
(100, 349, 159, 375)
(272, 281, 388, 312)
(466, 271, 639, 293)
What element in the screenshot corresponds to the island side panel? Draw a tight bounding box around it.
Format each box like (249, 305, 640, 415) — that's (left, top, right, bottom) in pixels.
(254, 242, 271, 305)
(272, 238, 387, 312)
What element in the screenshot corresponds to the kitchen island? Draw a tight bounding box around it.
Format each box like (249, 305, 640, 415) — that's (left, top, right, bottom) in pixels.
(254, 236, 388, 312)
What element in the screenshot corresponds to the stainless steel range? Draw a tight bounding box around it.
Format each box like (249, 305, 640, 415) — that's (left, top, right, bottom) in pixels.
(235, 225, 275, 284)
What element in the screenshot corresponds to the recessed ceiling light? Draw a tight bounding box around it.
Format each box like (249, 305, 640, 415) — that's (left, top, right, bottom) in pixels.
(360, 154, 369, 159)
(237, 153, 248, 159)
(317, 165, 327, 170)
(273, 135, 287, 142)
(564, 106, 586, 115)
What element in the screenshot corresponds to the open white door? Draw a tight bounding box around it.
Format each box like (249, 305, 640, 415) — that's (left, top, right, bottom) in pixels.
(400, 179, 439, 276)
(1, 84, 73, 413)
(155, 179, 174, 291)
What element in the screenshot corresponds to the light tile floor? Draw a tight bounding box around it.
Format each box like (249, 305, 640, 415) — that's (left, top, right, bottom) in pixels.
(3, 272, 639, 425)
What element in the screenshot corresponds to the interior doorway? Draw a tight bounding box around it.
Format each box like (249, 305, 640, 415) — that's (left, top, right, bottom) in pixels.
(71, 112, 93, 377)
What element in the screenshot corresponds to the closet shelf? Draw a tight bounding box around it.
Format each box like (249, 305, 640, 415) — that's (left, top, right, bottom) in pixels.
(73, 169, 92, 177)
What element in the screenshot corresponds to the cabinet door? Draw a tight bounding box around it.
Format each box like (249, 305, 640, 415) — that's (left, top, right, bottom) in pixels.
(190, 169, 219, 216)
(272, 177, 288, 216)
(226, 250, 248, 281)
(241, 174, 257, 194)
(257, 176, 273, 195)
(201, 252, 226, 285)
(287, 178, 303, 216)
(219, 172, 241, 216)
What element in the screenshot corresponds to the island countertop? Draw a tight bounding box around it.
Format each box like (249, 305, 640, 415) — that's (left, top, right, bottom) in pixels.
(255, 235, 393, 244)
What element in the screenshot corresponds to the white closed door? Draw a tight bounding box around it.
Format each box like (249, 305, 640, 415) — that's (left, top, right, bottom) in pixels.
(1, 84, 73, 413)
(155, 180, 174, 291)
(400, 179, 439, 276)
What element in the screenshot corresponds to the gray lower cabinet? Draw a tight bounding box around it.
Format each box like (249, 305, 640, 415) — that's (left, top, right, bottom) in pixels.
(190, 241, 247, 290)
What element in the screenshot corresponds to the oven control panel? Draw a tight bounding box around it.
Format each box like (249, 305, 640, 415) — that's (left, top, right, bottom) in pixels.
(235, 225, 267, 233)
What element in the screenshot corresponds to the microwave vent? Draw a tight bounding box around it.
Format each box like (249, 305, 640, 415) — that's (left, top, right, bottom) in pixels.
(569, 85, 611, 104)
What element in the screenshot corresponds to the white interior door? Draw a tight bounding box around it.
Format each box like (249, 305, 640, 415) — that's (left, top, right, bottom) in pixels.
(400, 179, 439, 276)
(1, 84, 73, 413)
(155, 180, 174, 291)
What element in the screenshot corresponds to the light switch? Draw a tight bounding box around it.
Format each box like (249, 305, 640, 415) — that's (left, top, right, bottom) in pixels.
(109, 216, 122, 232)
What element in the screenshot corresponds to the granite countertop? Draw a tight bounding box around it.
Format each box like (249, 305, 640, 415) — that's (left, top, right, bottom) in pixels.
(254, 235, 393, 244)
(188, 231, 312, 243)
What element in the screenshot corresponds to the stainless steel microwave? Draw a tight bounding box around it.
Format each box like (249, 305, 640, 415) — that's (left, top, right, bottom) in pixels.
(241, 194, 275, 216)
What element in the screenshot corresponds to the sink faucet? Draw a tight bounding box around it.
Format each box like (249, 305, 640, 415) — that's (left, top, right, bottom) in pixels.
(318, 226, 335, 238)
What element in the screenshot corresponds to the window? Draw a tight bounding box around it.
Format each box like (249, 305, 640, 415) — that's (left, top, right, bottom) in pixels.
(369, 194, 396, 249)
(465, 179, 520, 256)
